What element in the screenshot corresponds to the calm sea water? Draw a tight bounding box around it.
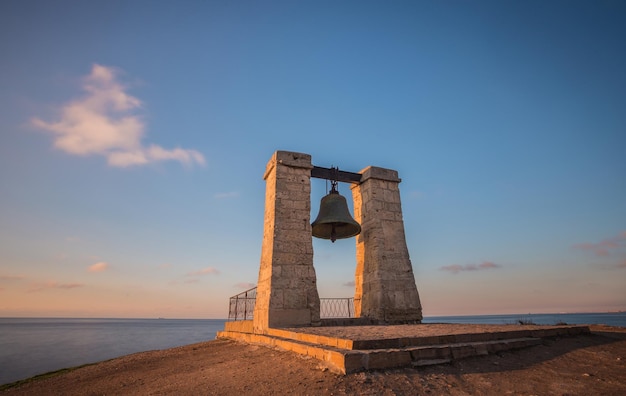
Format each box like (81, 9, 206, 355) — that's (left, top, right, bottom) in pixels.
(1, 313, 624, 385)
(422, 312, 626, 327)
(0, 318, 226, 385)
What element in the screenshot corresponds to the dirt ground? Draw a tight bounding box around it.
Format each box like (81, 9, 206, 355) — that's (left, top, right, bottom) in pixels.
(2, 325, 625, 396)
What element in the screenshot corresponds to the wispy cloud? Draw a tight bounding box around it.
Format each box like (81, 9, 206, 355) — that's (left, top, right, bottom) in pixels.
(0, 275, 24, 281)
(28, 281, 84, 292)
(573, 232, 626, 257)
(187, 267, 220, 276)
(342, 281, 355, 287)
(440, 261, 502, 274)
(477, 261, 500, 270)
(57, 283, 83, 289)
(214, 191, 240, 199)
(31, 64, 205, 168)
(88, 262, 109, 272)
(234, 282, 256, 290)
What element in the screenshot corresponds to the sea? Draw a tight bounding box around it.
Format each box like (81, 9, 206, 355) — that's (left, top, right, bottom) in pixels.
(1, 312, 625, 385)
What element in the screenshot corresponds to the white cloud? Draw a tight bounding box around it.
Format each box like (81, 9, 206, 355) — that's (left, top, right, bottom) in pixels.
(31, 64, 205, 168)
(28, 281, 84, 292)
(573, 231, 626, 257)
(88, 262, 109, 272)
(440, 261, 502, 274)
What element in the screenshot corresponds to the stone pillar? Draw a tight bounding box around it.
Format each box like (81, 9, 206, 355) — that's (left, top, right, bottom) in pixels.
(351, 166, 422, 323)
(253, 151, 320, 333)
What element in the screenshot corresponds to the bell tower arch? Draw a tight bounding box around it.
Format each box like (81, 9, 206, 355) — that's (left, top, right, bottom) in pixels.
(253, 150, 422, 333)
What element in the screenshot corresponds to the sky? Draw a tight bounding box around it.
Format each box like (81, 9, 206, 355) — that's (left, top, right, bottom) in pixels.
(1, 0, 625, 319)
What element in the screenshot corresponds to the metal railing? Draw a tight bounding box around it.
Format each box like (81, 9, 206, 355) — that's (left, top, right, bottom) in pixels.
(227, 287, 354, 321)
(320, 297, 354, 318)
(228, 287, 257, 320)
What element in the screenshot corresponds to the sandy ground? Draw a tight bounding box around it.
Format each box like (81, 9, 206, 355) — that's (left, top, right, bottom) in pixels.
(2, 325, 625, 395)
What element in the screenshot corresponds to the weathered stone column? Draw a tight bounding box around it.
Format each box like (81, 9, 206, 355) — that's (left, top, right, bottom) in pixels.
(351, 166, 422, 323)
(253, 151, 320, 333)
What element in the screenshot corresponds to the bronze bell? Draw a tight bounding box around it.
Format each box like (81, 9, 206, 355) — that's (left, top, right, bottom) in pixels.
(311, 184, 361, 243)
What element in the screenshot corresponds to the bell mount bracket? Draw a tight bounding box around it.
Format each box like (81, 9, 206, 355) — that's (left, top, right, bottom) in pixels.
(310, 166, 361, 184)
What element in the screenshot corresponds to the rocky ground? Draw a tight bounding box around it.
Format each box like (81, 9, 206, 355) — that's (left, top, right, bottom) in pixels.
(2, 325, 625, 395)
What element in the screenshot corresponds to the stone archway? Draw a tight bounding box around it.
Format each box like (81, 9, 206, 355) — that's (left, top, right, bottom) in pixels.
(253, 151, 422, 334)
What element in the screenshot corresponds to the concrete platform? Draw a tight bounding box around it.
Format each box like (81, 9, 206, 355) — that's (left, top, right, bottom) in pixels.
(217, 322, 591, 374)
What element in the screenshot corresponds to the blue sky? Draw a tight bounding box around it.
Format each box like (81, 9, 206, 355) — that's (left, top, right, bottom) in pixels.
(1, 1, 625, 318)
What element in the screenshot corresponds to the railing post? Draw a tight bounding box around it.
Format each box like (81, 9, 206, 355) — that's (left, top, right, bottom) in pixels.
(243, 291, 248, 320)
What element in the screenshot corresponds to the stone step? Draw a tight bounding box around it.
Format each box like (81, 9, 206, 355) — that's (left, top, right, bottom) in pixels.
(217, 329, 355, 373)
(265, 325, 588, 350)
(217, 330, 545, 374)
(362, 337, 543, 370)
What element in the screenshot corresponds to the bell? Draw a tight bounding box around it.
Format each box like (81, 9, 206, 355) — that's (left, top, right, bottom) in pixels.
(312, 186, 361, 243)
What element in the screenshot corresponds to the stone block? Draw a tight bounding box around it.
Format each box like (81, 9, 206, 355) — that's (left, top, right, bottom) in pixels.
(359, 166, 401, 183)
(343, 352, 365, 373)
(268, 289, 284, 306)
(410, 346, 451, 360)
(314, 335, 337, 347)
(365, 350, 412, 370)
(307, 346, 328, 360)
(267, 308, 314, 328)
(336, 338, 354, 350)
(264, 151, 312, 178)
(325, 351, 348, 374)
(451, 345, 476, 359)
(487, 342, 507, 353)
(454, 333, 476, 343)
(283, 289, 308, 309)
(286, 341, 310, 355)
(296, 333, 319, 344)
(222, 320, 254, 334)
(475, 344, 489, 356)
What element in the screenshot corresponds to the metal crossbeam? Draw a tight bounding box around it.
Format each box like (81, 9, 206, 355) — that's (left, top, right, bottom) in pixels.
(311, 166, 361, 184)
